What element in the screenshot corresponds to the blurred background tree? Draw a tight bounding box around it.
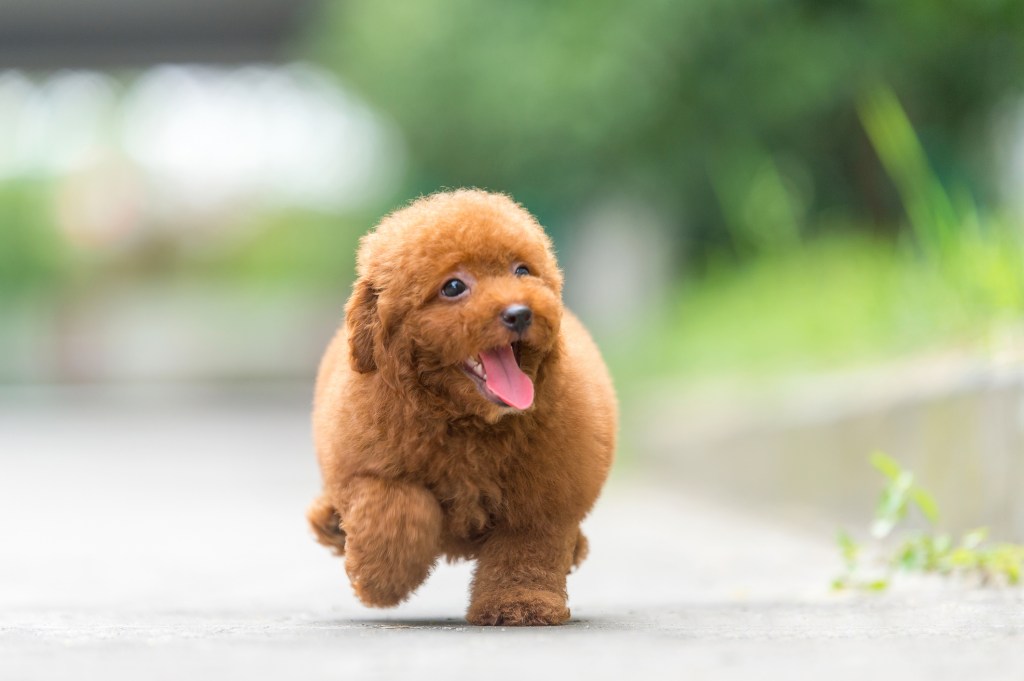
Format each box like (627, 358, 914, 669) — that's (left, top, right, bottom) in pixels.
(312, 0, 1024, 263)
(1, 0, 1023, 384)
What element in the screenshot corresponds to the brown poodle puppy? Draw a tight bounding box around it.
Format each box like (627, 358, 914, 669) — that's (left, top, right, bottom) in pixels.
(308, 189, 616, 626)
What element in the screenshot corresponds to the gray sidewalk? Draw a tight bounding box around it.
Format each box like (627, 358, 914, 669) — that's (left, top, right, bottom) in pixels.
(2, 387, 1023, 680)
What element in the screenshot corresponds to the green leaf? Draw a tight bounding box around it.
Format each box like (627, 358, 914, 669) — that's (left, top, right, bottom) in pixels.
(837, 529, 859, 566)
(872, 471, 913, 538)
(896, 539, 926, 570)
(948, 547, 979, 568)
(870, 451, 903, 481)
(909, 485, 940, 524)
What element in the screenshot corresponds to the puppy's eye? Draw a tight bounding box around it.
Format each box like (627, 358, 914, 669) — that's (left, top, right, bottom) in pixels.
(514, 265, 530, 277)
(441, 278, 468, 298)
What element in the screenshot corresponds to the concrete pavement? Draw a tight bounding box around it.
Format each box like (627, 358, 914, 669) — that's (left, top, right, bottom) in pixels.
(2, 386, 1023, 680)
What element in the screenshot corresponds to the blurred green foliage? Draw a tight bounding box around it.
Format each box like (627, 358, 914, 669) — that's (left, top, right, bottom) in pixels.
(614, 235, 961, 380)
(311, 0, 1024, 257)
(2, 3, 1024, 383)
(604, 86, 1024, 385)
(185, 209, 364, 288)
(0, 180, 67, 292)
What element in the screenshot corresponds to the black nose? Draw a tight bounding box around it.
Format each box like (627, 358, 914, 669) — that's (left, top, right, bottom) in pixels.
(500, 304, 533, 334)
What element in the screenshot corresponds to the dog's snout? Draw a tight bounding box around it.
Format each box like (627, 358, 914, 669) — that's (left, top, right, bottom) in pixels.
(501, 304, 533, 334)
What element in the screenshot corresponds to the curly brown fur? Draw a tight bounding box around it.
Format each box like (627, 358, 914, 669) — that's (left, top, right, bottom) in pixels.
(308, 189, 616, 626)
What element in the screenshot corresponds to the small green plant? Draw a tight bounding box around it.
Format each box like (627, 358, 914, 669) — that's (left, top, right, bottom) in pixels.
(833, 452, 1024, 591)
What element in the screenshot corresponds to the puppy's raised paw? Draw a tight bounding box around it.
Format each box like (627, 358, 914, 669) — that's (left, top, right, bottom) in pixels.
(307, 496, 346, 556)
(467, 588, 570, 626)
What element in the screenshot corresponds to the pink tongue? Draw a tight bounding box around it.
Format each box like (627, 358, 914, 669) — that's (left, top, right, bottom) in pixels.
(478, 345, 534, 410)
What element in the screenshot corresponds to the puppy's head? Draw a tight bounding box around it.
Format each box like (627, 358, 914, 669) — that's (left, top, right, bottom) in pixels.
(346, 190, 563, 419)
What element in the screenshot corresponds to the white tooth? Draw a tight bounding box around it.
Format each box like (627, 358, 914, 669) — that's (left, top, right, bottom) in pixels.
(465, 357, 486, 380)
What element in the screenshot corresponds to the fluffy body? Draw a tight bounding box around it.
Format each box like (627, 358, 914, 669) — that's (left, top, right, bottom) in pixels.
(308, 189, 616, 626)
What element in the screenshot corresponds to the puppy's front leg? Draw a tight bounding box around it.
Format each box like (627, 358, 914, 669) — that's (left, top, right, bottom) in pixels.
(467, 525, 577, 626)
(342, 477, 443, 607)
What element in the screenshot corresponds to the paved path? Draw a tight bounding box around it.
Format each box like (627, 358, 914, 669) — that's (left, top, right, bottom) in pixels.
(2, 388, 1023, 680)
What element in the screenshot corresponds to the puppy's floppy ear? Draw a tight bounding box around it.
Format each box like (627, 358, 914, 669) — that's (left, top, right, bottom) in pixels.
(345, 279, 380, 373)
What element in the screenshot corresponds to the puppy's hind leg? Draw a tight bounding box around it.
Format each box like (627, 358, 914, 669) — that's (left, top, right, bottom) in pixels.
(342, 477, 443, 607)
(307, 494, 347, 556)
(571, 528, 589, 571)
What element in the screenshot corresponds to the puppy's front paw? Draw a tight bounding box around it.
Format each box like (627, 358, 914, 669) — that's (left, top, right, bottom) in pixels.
(350, 572, 411, 608)
(467, 588, 570, 626)
(345, 536, 437, 608)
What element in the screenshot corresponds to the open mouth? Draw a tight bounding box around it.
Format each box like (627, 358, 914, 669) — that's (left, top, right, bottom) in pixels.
(462, 341, 534, 410)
